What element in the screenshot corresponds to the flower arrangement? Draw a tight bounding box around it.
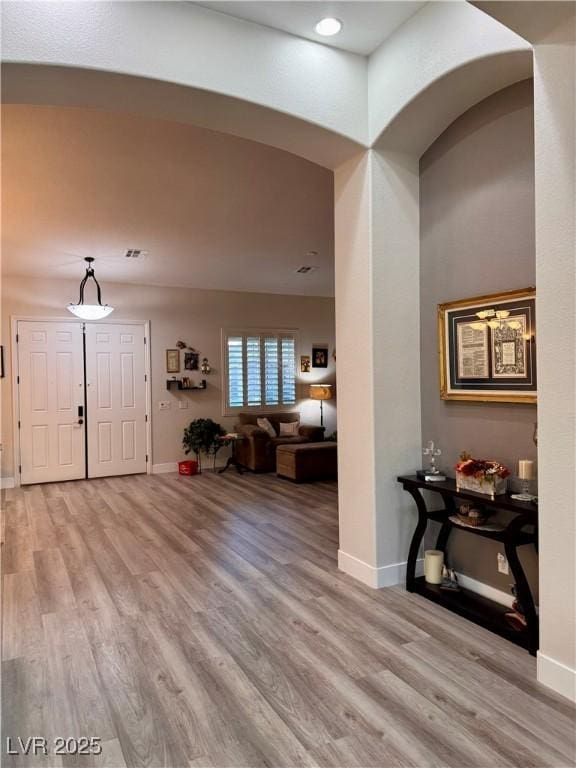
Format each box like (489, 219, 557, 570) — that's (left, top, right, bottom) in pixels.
(455, 452, 510, 497)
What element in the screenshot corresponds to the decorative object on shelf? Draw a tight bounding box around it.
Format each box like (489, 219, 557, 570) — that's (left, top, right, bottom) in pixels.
(423, 440, 442, 475)
(166, 349, 180, 373)
(300, 355, 311, 373)
(184, 351, 199, 371)
(440, 566, 460, 592)
(455, 452, 510, 498)
(456, 502, 488, 527)
(309, 383, 332, 427)
(201, 358, 211, 375)
(449, 514, 503, 532)
(312, 345, 328, 368)
(438, 287, 536, 403)
(505, 584, 528, 632)
(67, 257, 114, 319)
(182, 418, 223, 473)
(182, 376, 190, 388)
(511, 459, 536, 502)
(424, 550, 444, 585)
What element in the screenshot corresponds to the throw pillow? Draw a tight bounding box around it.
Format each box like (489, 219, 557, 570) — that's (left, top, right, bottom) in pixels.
(279, 421, 300, 436)
(257, 417, 277, 438)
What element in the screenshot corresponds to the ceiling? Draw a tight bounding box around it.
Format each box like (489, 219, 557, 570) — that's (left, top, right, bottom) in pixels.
(194, 1, 426, 55)
(2, 106, 335, 297)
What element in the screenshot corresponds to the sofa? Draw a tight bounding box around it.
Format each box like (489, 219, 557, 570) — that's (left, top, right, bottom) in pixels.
(233, 412, 324, 472)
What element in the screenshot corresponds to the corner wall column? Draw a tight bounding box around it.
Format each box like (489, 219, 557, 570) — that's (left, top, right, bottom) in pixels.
(335, 148, 422, 588)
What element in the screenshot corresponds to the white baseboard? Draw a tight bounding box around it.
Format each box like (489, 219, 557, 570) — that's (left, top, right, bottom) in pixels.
(454, 571, 514, 608)
(151, 462, 178, 474)
(537, 651, 576, 702)
(0, 476, 15, 489)
(338, 550, 423, 589)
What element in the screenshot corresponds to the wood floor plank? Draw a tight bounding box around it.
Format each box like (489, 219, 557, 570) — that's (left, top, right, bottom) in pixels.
(33, 548, 77, 615)
(2, 472, 574, 768)
(2, 572, 44, 661)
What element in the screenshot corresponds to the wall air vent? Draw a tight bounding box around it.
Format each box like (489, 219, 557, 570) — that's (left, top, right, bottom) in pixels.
(125, 249, 148, 259)
(295, 265, 319, 274)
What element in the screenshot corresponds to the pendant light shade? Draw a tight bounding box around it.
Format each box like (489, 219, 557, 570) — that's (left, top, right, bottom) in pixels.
(68, 257, 114, 319)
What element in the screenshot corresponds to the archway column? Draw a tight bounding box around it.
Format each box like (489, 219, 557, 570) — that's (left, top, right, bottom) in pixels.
(335, 148, 422, 587)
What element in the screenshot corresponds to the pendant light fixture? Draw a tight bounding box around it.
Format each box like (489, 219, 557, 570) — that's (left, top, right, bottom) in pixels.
(67, 257, 114, 320)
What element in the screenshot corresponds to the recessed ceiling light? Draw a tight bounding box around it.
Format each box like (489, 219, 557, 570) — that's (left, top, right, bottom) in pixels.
(315, 17, 342, 37)
(124, 249, 148, 259)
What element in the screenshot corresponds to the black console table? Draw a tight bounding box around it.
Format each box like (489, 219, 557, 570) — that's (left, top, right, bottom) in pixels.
(397, 475, 538, 654)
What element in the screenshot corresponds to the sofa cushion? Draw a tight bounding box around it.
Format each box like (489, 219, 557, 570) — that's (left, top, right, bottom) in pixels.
(279, 421, 300, 436)
(257, 417, 277, 438)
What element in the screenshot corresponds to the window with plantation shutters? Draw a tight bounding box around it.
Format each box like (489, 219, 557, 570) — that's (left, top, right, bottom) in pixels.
(223, 330, 297, 412)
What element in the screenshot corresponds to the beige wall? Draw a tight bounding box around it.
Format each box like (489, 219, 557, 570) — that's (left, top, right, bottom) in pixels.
(420, 80, 537, 596)
(1, 276, 336, 479)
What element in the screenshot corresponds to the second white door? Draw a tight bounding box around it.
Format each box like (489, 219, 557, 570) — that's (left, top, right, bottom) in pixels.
(85, 323, 148, 478)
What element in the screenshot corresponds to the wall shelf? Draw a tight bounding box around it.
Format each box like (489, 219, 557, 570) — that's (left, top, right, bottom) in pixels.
(166, 379, 207, 391)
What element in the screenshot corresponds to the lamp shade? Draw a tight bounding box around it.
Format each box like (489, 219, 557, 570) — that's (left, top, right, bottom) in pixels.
(309, 384, 333, 401)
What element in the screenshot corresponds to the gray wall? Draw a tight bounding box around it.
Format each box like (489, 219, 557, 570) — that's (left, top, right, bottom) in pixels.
(420, 79, 537, 597)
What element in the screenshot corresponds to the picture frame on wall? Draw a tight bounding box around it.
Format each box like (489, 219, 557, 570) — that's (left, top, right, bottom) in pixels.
(300, 355, 311, 373)
(438, 287, 536, 403)
(312, 345, 328, 368)
(166, 349, 180, 373)
(184, 351, 199, 371)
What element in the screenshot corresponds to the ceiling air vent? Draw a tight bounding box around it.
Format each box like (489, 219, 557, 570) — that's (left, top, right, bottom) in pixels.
(125, 249, 148, 259)
(295, 265, 318, 274)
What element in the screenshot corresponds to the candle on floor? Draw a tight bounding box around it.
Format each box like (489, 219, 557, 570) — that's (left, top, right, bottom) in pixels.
(424, 550, 444, 585)
(518, 460, 534, 480)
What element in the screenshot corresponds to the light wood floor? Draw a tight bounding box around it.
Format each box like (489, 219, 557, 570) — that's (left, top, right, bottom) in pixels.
(2, 472, 575, 768)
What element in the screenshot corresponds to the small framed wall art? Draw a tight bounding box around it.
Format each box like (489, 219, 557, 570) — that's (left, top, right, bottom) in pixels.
(300, 355, 311, 373)
(184, 351, 199, 370)
(312, 345, 328, 368)
(166, 349, 180, 373)
(438, 287, 536, 403)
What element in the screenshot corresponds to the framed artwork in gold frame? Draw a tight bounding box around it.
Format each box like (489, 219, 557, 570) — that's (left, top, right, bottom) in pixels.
(438, 287, 536, 404)
(166, 349, 180, 374)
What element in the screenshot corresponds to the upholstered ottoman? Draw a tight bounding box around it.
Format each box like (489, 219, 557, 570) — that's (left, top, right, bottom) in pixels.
(276, 442, 337, 482)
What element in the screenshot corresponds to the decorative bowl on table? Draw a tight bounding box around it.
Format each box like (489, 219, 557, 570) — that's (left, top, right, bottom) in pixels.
(455, 453, 510, 499)
(456, 503, 489, 527)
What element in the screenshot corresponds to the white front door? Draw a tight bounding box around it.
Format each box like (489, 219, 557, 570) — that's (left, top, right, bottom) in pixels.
(85, 323, 148, 478)
(18, 321, 86, 484)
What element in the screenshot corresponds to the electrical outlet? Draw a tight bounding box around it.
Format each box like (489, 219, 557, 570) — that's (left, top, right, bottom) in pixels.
(178, 399, 189, 409)
(158, 401, 171, 410)
(497, 552, 509, 575)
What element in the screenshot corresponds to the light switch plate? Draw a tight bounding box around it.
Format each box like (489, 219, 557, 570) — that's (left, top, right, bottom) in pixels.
(158, 401, 171, 410)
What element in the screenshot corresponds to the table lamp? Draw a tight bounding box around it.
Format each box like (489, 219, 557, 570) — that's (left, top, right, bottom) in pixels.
(309, 384, 332, 427)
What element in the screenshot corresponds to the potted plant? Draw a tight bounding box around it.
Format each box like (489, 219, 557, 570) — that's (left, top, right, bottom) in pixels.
(182, 418, 223, 473)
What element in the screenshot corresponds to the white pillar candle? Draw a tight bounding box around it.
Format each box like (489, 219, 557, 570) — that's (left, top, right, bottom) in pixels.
(424, 550, 444, 585)
(518, 459, 534, 480)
